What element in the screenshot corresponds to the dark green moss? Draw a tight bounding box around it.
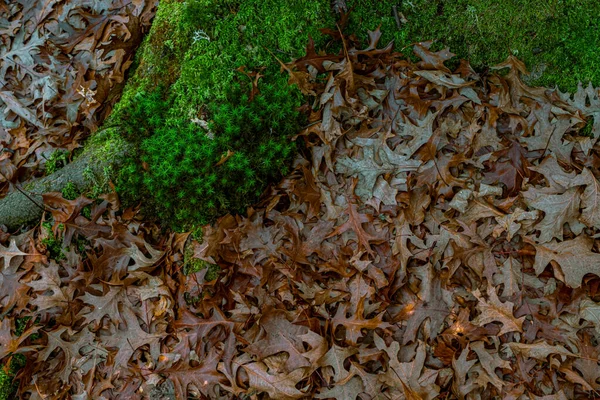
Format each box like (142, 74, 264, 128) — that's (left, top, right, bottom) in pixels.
(41, 222, 65, 261)
(346, 0, 600, 92)
(581, 117, 595, 137)
(112, 0, 334, 230)
(0, 317, 37, 400)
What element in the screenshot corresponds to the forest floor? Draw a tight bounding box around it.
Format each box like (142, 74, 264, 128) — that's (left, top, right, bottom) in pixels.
(1, 0, 600, 399)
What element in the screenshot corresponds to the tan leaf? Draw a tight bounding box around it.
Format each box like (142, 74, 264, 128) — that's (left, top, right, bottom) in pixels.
(375, 336, 440, 400)
(471, 341, 511, 391)
(315, 376, 363, 399)
(451, 344, 478, 398)
(579, 299, 600, 334)
(471, 286, 525, 335)
(527, 235, 600, 288)
(492, 256, 543, 297)
(503, 341, 574, 361)
(529, 155, 577, 194)
(242, 362, 307, 400)
(573, 168, 600, 229)
(523, 186, 583, 243)
(332, 299, 391, 346)
(317, 344, 358, 384)
(0, 239, 28, 270)
(215, 150, 235, 167)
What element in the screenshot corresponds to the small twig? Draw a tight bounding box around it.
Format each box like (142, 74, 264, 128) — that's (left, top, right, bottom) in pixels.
(0, 170, 50, 213)
(275, 49, 293, 57)
(392, 5, 402, 30)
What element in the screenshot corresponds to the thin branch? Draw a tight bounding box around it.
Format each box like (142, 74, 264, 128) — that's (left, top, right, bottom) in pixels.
(0, 170, 50, 213)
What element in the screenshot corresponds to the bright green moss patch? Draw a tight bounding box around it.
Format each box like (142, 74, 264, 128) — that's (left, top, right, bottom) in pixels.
(41, 222, 65, 261)
(61, 181, 80, 200)
(112, 0, 335, 229)
(44, 150, 69, 175)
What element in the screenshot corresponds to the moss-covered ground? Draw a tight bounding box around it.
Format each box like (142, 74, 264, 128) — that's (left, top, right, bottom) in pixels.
(347, 0, 600, 91)
(109, 0, 336, 230)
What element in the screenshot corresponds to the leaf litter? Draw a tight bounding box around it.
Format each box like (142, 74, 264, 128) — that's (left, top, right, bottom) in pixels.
(1, 20, 600, 400)
(0, 0, 156, 196)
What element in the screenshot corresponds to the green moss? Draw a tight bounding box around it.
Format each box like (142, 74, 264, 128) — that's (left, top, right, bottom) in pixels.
(180, 239, 220, 307)
(184, 258, 220, 282)
(82, 130, 124, 199)
(83, 164, 114, 199)
(41, 222, 65, 261)
(183, 241, 220, 281)
(44, 150, 69, 175)
(0, 370, 13, 400)
(112, 0, 334, 230)
(0, 354, 25, 400)
(61, 181, 79, 200)
(0, 317, 37, 400)
(346, 0, 600, 92)
(581, 117, 595, 137)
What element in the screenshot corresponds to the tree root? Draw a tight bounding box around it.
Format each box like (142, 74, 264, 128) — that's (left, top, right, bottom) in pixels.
(0, 129, 130, 232)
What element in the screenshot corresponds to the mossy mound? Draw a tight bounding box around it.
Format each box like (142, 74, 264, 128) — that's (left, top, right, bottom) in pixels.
(109, 0, 335, 230)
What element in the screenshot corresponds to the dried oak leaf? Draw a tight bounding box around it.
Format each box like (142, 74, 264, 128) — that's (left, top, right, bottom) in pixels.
(37, 326, 98, 384)
(104, 306, 162, 367)
(241, 361, 307, 400)
(471, 341, 511, 391)
(316, 344, 358, 384)
(161, 346, 227, 400)
(332, 298, 391, 346)
(572, 168, 600, 229)
(503, 341, 574, 361)
(27, 261, 75, 314)
(527, 235, 600, 288)
(42, 193, 94, 235)
(522, 186, 583, 243)
(471, 285, 525, 335)
(335, 137, 420, 202)
(325, 188, 387, 256)
(77, 284, 130, 327)
(492, 256, 543, 298)
(415, 151, 467, 197)
(173, 308, 235, 366)
(579, 298, 600, 334)
(521, 104, 575, 163)
(452, 345, 478, 398)
(0, 239, 31, 312)
(279, 216, 334, 266)
(573, 332, 600, 390)
(483, 140, 532, 195)
(0, 238, 29, 270)
(529, 155, 577, 194)
(401, 267, 449, 345)
(90, 238, 163, 281)
(0, 318, 40, 360)
(315, 376, 363, 399)
(245, 309, 314, 373)
(413, 41, 455, 73)
(375, 335, 440, 400)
